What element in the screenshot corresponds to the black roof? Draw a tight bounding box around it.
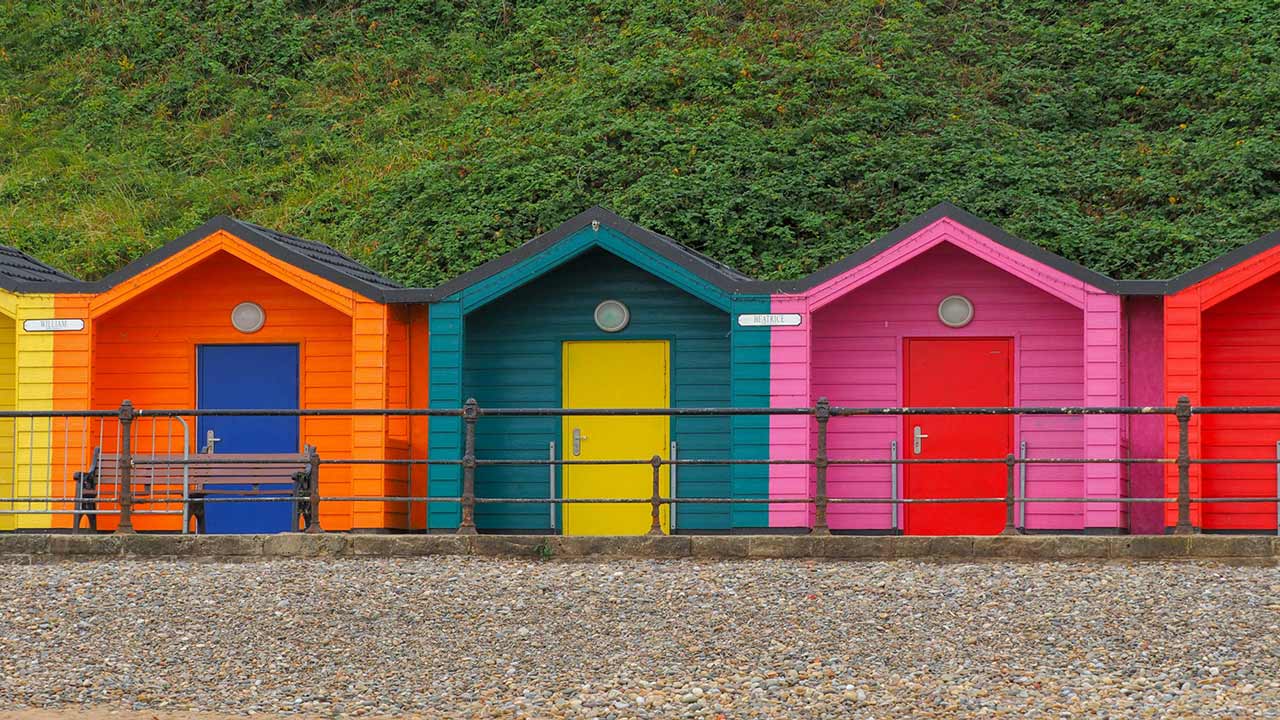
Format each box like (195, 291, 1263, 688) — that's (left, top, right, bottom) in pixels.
(229, 219, 401, 293)
(0, 245, 84, 292)
(400, 206, 754, 303)
(1162, 228, 1280, 294)
(740, 202, 1161, 296)
(81, 215, 402, 302)
(20, 205, 1274, 303)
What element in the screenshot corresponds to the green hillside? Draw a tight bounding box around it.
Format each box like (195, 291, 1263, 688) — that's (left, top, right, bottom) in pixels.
(1, 0, 1277, 286)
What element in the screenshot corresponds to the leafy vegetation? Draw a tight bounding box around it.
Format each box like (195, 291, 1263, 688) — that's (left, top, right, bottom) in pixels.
(1, 0, 1277, 285)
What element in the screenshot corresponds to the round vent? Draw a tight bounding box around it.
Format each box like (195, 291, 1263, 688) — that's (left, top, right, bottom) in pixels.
(231, 302, 266, 334)
(593, 300, 630, 333)
(937, 295, 974, 328)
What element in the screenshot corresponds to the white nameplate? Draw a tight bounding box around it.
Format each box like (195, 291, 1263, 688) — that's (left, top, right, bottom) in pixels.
(23, 318, 85, 332)
(736, 313, 802, 327)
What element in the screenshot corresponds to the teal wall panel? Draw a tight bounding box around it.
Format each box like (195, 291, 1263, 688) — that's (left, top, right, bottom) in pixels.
(427, 299, 463, 529)
(730, 296, 772, 528)
(464, 248, 732, 531)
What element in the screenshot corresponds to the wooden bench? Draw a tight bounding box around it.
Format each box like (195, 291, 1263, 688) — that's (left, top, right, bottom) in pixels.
(73, 445, 319, 533)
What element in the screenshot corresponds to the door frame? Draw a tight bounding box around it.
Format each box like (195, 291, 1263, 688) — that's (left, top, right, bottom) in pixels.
(901, 336, 1015, 535)
(560, 339, 672, 535)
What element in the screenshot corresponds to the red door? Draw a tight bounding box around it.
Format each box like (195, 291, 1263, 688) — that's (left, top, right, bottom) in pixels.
(904, 338, 1014, 535)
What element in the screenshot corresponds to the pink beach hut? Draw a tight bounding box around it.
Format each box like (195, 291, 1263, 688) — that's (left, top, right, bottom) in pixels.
(767, 204, 1157, 535)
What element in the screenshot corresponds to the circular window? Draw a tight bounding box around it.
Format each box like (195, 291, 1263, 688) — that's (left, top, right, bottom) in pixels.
(593, 300, 630, 333)
(937, 295, 974, 328)
(231, 301, 266, 334)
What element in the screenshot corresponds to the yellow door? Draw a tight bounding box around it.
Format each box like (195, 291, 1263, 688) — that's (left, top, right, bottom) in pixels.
(562, 340, 669, 535)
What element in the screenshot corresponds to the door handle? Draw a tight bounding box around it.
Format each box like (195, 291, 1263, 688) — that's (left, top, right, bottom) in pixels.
(204, 429, 222, 455)
(912, 425, 929, 454)
(572, 428, 587, 456)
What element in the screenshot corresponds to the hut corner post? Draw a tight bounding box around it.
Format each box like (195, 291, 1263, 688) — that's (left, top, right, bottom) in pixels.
(115, 400, 136, 534)
(811, 397, 831, 535)
(456, 398, 479, 535)
(1173, 395, 1196, 535)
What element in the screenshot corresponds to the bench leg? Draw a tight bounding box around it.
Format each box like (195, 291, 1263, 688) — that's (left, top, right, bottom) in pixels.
(73, 498, 98, 534)
(193, 494, 206, 534)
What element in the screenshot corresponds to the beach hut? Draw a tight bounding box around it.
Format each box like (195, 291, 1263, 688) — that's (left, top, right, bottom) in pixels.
(53, 216, 427, 533)
(768, 204, 1155, 535)
(1163, 228, 1280, 532)
(426, 207, 772, 534)
(0, 248, 90, 531)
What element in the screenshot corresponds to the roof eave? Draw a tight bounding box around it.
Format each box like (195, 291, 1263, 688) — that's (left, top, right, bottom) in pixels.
(1163, 228, 1280, 295)
(93, 216, 397, 304)
(791, 202, 1124, 294)
(427, 206, 750, 302)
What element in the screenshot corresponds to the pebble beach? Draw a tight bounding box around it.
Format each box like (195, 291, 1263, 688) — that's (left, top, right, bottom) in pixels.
(0, 558, 1277, 718)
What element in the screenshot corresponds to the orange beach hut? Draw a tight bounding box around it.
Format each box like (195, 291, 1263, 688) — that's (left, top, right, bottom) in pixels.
(51, 217, 427, 532)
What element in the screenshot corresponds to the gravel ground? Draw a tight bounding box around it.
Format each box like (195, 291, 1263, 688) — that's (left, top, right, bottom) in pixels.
(0, 558, 1277, 719)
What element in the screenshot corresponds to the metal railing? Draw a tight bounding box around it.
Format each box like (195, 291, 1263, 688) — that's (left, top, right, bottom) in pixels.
(3, 395, 1280, 535)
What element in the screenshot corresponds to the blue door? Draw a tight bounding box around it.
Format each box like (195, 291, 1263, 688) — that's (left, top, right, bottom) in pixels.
(197, 344, 300, 533)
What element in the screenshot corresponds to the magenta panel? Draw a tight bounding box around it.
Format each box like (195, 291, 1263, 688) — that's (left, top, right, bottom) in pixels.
(1126, 296, 1165, 534)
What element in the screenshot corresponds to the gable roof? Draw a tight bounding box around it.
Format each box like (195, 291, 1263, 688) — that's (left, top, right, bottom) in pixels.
(89, 215, 401, 302)
(0, 245, 82, 292)
(404, 206, 753, 304)
(742, 202, 1158, 296)
(1164, 228, 1280, 295)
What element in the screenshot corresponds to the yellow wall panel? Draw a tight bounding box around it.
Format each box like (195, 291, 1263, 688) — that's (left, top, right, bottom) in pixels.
(12, 294, 56, 530)
(0, 294, 16, 532)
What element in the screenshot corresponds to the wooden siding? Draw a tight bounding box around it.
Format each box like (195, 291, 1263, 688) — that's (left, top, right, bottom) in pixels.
(406, 305, 430, 530)
(426, 299, 463, 529)
(89, 251, 357, 531)
(1200, 274, 1280, 530)
(809, 243, 1087, 531)
(11, 294, 58, 530)
(1161, 241, 1280, 530)
(427, 220, 759, 532)
(770, 215, 1126, 532)
(1126, 296, 1165, 534)
(462, 249, 732, 531)
(51, 293, 92, 530)
(0, 306, 14, 530)
(767, 294, 810, 527)
(728, 295, 772, 528)
(1163, 288, 1204, 527)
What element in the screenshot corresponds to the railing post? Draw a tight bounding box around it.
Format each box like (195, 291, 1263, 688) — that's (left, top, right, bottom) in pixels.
(115, 400, 135, 534)
(1001, 453, 1020, 535)
(1173, 395, 1195, 535)
(304, 444, 323, 534)
(812, 397, 831, 535)
(457, 398, 478, 535)
(648, 455, 664, 536)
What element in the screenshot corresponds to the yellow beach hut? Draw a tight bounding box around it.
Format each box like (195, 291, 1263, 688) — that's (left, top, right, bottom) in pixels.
(0, 246, 88, 531)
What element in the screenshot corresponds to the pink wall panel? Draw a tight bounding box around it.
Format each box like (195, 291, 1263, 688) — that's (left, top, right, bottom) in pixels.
(808, 242, 1087, 531)
(768, 295, 810, 526)
(1083, 293, 1125, 528)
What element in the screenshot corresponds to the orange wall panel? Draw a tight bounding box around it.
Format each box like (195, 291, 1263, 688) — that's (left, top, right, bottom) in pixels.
(51, 294, 94, 529)
(406, 305, 429, 530)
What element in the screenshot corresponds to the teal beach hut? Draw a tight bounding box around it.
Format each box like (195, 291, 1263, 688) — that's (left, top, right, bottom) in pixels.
(426, 208, 771, 534)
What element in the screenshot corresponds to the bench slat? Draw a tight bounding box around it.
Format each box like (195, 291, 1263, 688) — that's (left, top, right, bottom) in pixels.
(90, 452, 311, 491)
